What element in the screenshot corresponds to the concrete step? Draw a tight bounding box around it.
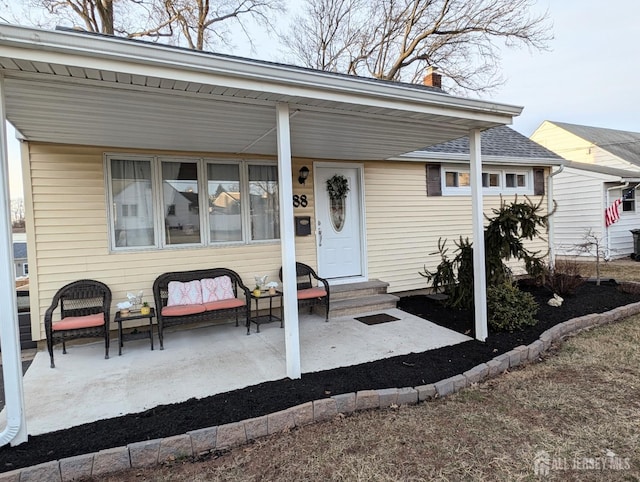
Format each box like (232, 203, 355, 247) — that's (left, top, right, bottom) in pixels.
(329, 280, 390, 301)
(326, 293, 400, 318)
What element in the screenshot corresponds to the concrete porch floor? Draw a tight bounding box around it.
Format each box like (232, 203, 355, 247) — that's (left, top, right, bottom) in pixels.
(2, 308, 470, 437)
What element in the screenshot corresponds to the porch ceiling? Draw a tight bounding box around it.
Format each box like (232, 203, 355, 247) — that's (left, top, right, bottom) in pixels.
(0, 25, 523, 160)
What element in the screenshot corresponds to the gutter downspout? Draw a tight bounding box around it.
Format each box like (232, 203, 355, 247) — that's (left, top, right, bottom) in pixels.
(605, 182, 629, 260)
(547, 165, 564, 270)
(0, 74, 28, 447)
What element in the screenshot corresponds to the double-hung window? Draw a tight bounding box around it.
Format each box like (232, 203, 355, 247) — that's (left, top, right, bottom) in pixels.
(207, 162, 242, 242)
(107, 155, 279, 251)
(109, 157, 156, 249)
(623, 187, 636, 212)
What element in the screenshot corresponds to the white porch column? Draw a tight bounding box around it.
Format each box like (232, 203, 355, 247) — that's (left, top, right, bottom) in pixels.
(469, 128, 488, 341)
(0, 75, 28, 446)
(276, 103, 301, 379)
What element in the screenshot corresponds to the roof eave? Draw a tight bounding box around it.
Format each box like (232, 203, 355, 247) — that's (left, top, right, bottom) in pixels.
(393, 151, 564, 166)
(0, 24, 522, 122)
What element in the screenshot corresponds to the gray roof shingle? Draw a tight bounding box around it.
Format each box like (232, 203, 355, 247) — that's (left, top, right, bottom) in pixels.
(420, 125, 561, 160)
(551, 121, 640, 167)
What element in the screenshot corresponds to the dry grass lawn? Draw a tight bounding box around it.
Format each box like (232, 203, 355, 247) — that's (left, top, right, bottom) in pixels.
(574, 257, 639, 282)
(93, 311, 640, 481)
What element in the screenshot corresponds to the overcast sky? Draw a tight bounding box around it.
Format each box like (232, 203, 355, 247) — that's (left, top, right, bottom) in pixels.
(6, 0, 640, 199)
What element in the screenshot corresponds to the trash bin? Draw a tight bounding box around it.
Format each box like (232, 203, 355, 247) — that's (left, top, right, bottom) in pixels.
(631, 229, 640, 260)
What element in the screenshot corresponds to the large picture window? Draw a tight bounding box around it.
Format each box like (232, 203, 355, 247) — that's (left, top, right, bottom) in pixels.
(107, 155, 279, 251)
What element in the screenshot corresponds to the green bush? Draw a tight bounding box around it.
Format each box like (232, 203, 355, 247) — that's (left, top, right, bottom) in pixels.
(487, 282, 539, 332)
(421, 196, 550, 311)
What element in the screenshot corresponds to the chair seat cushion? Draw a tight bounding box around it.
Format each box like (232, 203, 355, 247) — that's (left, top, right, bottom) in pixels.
(53, 313, 105, 331)
(161, 304, 207, 317)
(203, 298, 246, 311)
(297, 287, 328, 300)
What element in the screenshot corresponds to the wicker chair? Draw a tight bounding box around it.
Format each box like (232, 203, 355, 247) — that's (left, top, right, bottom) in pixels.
(279, 263, 330, 321)
(44, 279, 112, 368)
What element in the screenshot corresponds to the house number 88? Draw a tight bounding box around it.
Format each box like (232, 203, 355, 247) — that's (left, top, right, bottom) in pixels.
(293, 194, 308, 208)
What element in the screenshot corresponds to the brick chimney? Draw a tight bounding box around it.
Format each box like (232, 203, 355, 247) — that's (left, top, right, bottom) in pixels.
(423, 66, 442, 89)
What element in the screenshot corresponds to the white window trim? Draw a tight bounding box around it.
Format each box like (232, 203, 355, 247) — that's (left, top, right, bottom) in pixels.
(441, 165, 534, 196)
(482, 169, 502, 193)
(105, 154, 280, 253)
(503, 169, 532, 193)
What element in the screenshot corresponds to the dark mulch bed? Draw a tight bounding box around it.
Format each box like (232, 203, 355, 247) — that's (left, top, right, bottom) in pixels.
(2, 281, 639, 473)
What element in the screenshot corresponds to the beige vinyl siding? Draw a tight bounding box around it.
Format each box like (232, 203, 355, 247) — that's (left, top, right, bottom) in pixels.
(532, 121, 640, 172)
(26, 143, 318, 341)
(364, 161, 548, 293)
(531, 121, 595, 164)
(290, 158, 318, 266)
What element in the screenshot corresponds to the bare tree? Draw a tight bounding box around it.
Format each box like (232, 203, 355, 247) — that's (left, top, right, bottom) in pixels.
(29, 0, 117, 34)
(283, 0, 552, 92)
(11, 198, 25, 232)
(283, 0, 365, 72)
(157, 0, 285, 51)
(17, 0, 284, 51)
(574, 228, 607, 286)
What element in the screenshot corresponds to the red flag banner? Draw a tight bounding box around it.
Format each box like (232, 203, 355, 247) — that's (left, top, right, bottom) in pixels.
(605, 198, 622, 227)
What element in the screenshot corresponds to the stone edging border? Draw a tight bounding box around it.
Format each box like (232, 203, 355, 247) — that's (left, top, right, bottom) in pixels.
(4, 281, 640, 482)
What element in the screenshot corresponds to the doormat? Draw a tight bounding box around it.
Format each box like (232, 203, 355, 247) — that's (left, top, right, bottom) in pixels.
(355, 313, 400, 325)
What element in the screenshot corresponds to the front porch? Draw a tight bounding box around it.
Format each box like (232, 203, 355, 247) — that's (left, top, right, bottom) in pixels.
(6, 309, 469, 437)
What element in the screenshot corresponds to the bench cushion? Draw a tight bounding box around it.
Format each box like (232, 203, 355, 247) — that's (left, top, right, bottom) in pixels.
(53, 313, 105, 331)
(297, 287, 328, 300)
(203, 298, 246, 311)
(167, 280, 203, 306)
(162, 304, 207, 317)
(201, 276, 234, 302)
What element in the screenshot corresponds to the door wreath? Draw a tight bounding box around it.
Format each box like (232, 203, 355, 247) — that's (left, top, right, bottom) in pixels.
(326, 174, 350, 200)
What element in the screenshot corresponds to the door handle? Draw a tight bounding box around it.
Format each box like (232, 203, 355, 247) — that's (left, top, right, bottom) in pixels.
(318, 229, 322, 247)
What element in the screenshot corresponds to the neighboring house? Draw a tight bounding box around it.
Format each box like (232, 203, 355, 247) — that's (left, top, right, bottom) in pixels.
(531, 121, 640, 259)
(13, 240, 28, 279)
(0, 25, 560, 362)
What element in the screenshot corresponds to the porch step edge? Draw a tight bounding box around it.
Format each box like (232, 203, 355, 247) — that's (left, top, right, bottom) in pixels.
(328, 294, 399, 318)
(329, 280, 391, 301)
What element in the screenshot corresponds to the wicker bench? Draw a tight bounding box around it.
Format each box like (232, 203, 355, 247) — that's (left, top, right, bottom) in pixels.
(152, 268, 251, 349)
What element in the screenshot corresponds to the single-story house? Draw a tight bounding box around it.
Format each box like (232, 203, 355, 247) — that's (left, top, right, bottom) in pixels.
(531, 121, 640, 259)
(12, 238, 28, 279)
(0, 24, 562, 445)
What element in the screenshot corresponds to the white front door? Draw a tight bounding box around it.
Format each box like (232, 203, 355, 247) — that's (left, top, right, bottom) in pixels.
(315, 165, 364, 279)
